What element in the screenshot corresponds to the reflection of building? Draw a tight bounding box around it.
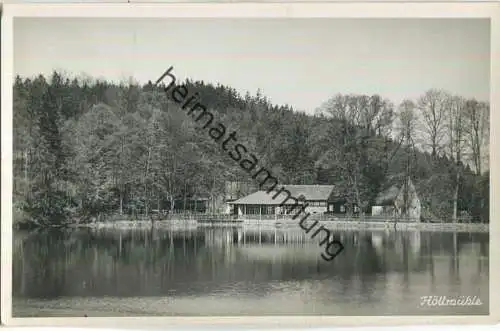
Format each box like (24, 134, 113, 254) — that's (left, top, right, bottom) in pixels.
(227, 185, 346, 216)
(371, 232, 384, 254)
(371, 178, 421, 221)
(237, 244, 323, 262)
(409, 231, 422, 254)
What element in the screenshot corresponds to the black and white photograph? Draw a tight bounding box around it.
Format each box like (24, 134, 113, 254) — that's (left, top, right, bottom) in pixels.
(1, 3, 496, 324)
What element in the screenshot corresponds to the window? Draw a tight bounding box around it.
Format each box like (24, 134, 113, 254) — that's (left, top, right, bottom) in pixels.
(262, 205, 274, 215)
(308, 201, 326, 207)
(340, 205, 346, 213)
(245, 205, 261, 215)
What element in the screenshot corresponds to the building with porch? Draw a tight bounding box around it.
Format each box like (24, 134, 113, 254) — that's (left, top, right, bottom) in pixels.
(227, 184, 350, 216)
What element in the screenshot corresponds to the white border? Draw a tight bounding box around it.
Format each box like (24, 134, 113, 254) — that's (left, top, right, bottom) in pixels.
(1, 2, 499, 327)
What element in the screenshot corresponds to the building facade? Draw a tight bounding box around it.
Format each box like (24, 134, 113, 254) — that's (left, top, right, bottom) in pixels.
(371, 178, 421, 221)
(227, 185, 345, 216)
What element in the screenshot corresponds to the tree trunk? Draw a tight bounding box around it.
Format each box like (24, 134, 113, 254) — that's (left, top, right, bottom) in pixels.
(211, 175, 216, 213)
(452, 169, 460, 223)
(404, 140, 412, 219)
(183, 181, 187, 212)
(476, 142, 481, 175)
(166, 176, 175, 214)
(157, 188, 160, 212)
(144, 146, 152, 217)
(24, 149, 29, 196)
(453, 143, 462, 223)
(119, 136, 124, 215)
(350, 171, 363, 220)
(119, 192, 123, 216)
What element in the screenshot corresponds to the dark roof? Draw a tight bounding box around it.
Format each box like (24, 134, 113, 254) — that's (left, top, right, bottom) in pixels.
(281, 185, 336, 201)
(228, 185, 336, 205)
(227, 191, 288, 205)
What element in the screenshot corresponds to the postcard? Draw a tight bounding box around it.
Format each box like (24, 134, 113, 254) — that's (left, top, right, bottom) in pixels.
(1, 2, 498, 328)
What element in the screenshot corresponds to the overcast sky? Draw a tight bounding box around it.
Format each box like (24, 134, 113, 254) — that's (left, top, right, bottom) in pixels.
(14, 18, 490, 113)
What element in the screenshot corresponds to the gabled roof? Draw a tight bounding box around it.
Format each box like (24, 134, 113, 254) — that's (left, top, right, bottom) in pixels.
(228, 185, 337, 205)
(280, 185, 336, 201)
(374, 185, 399, 206)
(374, 178, 419, 206)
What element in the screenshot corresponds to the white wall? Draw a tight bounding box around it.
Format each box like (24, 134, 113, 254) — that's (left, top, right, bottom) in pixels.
(234, 204, 328, 215)
(371, 206, 383, 216)
(305, 206, 328, 214)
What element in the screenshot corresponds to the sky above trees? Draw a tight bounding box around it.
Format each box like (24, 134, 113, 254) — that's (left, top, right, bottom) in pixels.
(14, 18, 490, 113)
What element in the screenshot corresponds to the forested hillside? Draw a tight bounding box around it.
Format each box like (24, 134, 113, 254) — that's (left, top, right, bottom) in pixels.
(12, 71, 489, 227)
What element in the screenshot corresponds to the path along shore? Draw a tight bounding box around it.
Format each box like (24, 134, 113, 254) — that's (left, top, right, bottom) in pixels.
(73, 218, 489, 233)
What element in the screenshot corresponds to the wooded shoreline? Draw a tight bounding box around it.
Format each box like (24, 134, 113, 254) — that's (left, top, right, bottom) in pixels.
(13, 72, 489, 229)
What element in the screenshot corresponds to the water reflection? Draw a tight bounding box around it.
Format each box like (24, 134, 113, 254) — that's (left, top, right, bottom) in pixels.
(13, 227, 489, 316)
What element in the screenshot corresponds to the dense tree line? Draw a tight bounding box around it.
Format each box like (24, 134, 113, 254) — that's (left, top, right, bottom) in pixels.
(12, 71, 489, 227)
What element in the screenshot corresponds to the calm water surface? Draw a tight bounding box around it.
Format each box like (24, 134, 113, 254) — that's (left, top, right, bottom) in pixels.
(12, 226, 489, 316)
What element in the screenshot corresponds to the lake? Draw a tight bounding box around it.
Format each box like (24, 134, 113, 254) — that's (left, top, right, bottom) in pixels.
(12, 226, 489, 316)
